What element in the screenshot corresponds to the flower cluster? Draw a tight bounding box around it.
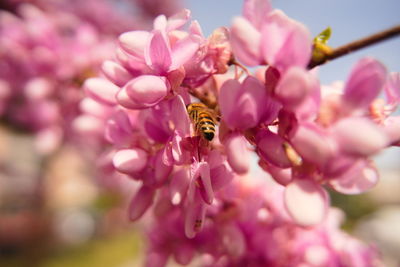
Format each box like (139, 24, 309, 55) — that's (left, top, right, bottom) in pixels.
(78, 0, 399, 265)
(0, 0, 182, 154)
(145, 176, 380, 267)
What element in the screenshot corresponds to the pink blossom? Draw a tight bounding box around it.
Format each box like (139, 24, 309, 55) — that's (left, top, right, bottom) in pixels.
(230, 0, 311, 72)
(341, 57, 387, 113)
(219, 76, 278, 130)
(68, 0, 399, 265)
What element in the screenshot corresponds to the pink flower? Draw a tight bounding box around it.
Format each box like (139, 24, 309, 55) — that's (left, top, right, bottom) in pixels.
(230, 0, 312, 72)
(117, 75, 170, 109)
(219, 76, 279, 130)
(341, 57, 387, 114)
(274, 66, 319, 111)
(260, 10, 312, 72)
(284, 179, 329, 226)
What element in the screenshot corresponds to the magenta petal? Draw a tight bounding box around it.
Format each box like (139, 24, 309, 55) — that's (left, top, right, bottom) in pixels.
(256, 129, 291, 168)
(343, 58, 387, 111)
(153, 14, 167, 30)
(145, 30, 172, 73)
(101, 60, 132, 86)
(184, 196, 207, 238)
(170, 132, 190, 165)
(113, 148, 148, 174)
(261, 10, 311, 72)
(105, 110, 134, 145)
(170, 37, 199, 70)
(225, 133, 250, 174)
(235, 94, 258, 129)
(73, 115, 104, 136)
(162, 143, 174, 166)
(384, 72, 400, 106)
(116, 87, 147, 109)
(210, 164, 234, 191)
(170, 95, 190, 135)
(197, 162, 214, 205)
(284, 179, 328, 226)
(333, 117, 389, 156)
(275, 67, 316, 110)
(329, 160, 379, 194)
(166, 9, 191, 31)
(291, 123, 337, 168)
(129, 186, 155, 221)
(220, 76, 264, 130)
(84, 78, 119, 106)
(173, 244, 194, 265)
(170, 168, 190, 205)
(230, 16, 262, 66)
(125, 75, 168, 107)
(242, 75, 268, 120)
(145, 251, 169, 267)
(265, 164, 292, 186)
(119, 30, 150, 57)
(243, 0, 272, 30)
(383, 116, 400, 145)
(154, 150, 173, 185)
(79, 98, 111, 118)
(222, 224, 246, 258)
(189, 20, 203, 36)
(219, 79, 241, 126)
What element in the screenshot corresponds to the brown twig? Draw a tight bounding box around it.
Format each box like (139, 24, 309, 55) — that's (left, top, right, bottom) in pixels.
(308, 24, 400, 69)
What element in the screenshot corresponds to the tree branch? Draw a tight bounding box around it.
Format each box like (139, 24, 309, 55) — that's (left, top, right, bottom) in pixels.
(308, 25, 400, 69)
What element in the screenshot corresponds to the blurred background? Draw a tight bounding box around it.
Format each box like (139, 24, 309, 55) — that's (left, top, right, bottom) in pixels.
(0, 0, 399, 266)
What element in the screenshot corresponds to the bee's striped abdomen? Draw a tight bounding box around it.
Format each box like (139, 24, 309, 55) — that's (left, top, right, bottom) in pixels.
(187, 103, 216, 141)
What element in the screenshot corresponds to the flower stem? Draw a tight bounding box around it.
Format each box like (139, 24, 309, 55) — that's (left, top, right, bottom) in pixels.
(308, 25, 400, 69)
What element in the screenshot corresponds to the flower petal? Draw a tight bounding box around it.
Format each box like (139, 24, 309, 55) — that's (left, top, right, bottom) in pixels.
(383, 116, 400, 145)
(230, 16, 262, 66)
(225, 133, 250, 174)
(119, 30, 150, 58)
(333, 117, 389, 156)
(154, 150, 173, 185)
(291, 122, 337, 168)
(170, 168, 190, 205)
(284, 179, 328, 226)
(256, 129, 291, 168)
(173, 244, 195, 265)
(197, 162, 214, 205)
(329, 160, 379, 194)
(129, 186, 155, 221)
(125, 75, 168, 107)
(116, 87, 147, 109)
(167, 9, 191, 31)
(170, 36, 199, 70)
(145, 30, 172, 73)
(113, 148, 148, 174)
(243, 0, 272, 30)
(219, 79, 241, 126)
(84, 78, 119, 106)
(275, 67, 316, 110)
(210, 164, 234, 191)
(342, 58, 387, 111)
(170, 95, 191, 135)
(384, 72, 400, 106)
(184, 195, 207, 238)
(101, 60, 132, 86)
(261, 10, 311, 72)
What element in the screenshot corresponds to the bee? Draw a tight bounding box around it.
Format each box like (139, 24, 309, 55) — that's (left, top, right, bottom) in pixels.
(186, 102, 218, 141)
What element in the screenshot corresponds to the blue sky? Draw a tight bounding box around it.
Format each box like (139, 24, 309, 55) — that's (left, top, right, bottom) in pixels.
(187, 0, 400, 84)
